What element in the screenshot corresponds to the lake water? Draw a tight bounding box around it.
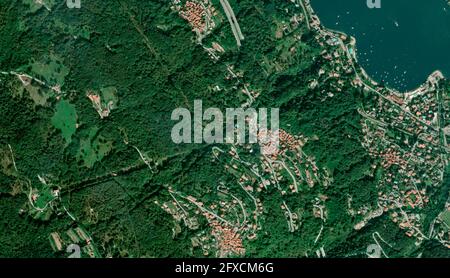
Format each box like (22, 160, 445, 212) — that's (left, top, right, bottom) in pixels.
(310, 0, 450, 92)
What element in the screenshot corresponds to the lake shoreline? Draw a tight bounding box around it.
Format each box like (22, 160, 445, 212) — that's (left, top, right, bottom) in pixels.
(309, 0, 450, 93)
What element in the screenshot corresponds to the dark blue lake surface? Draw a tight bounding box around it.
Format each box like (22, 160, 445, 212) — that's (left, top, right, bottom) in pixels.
(311, 0, 450, 91)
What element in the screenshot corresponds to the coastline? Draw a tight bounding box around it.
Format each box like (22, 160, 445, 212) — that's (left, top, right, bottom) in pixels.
(304, 0, 446, 96)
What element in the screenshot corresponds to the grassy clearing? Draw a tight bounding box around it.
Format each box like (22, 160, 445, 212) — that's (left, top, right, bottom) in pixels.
(76, 127, 113, 168)
(29, 53, 69, 86)
(51, 100, 77, 145)
(441, 210, 450, 227)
